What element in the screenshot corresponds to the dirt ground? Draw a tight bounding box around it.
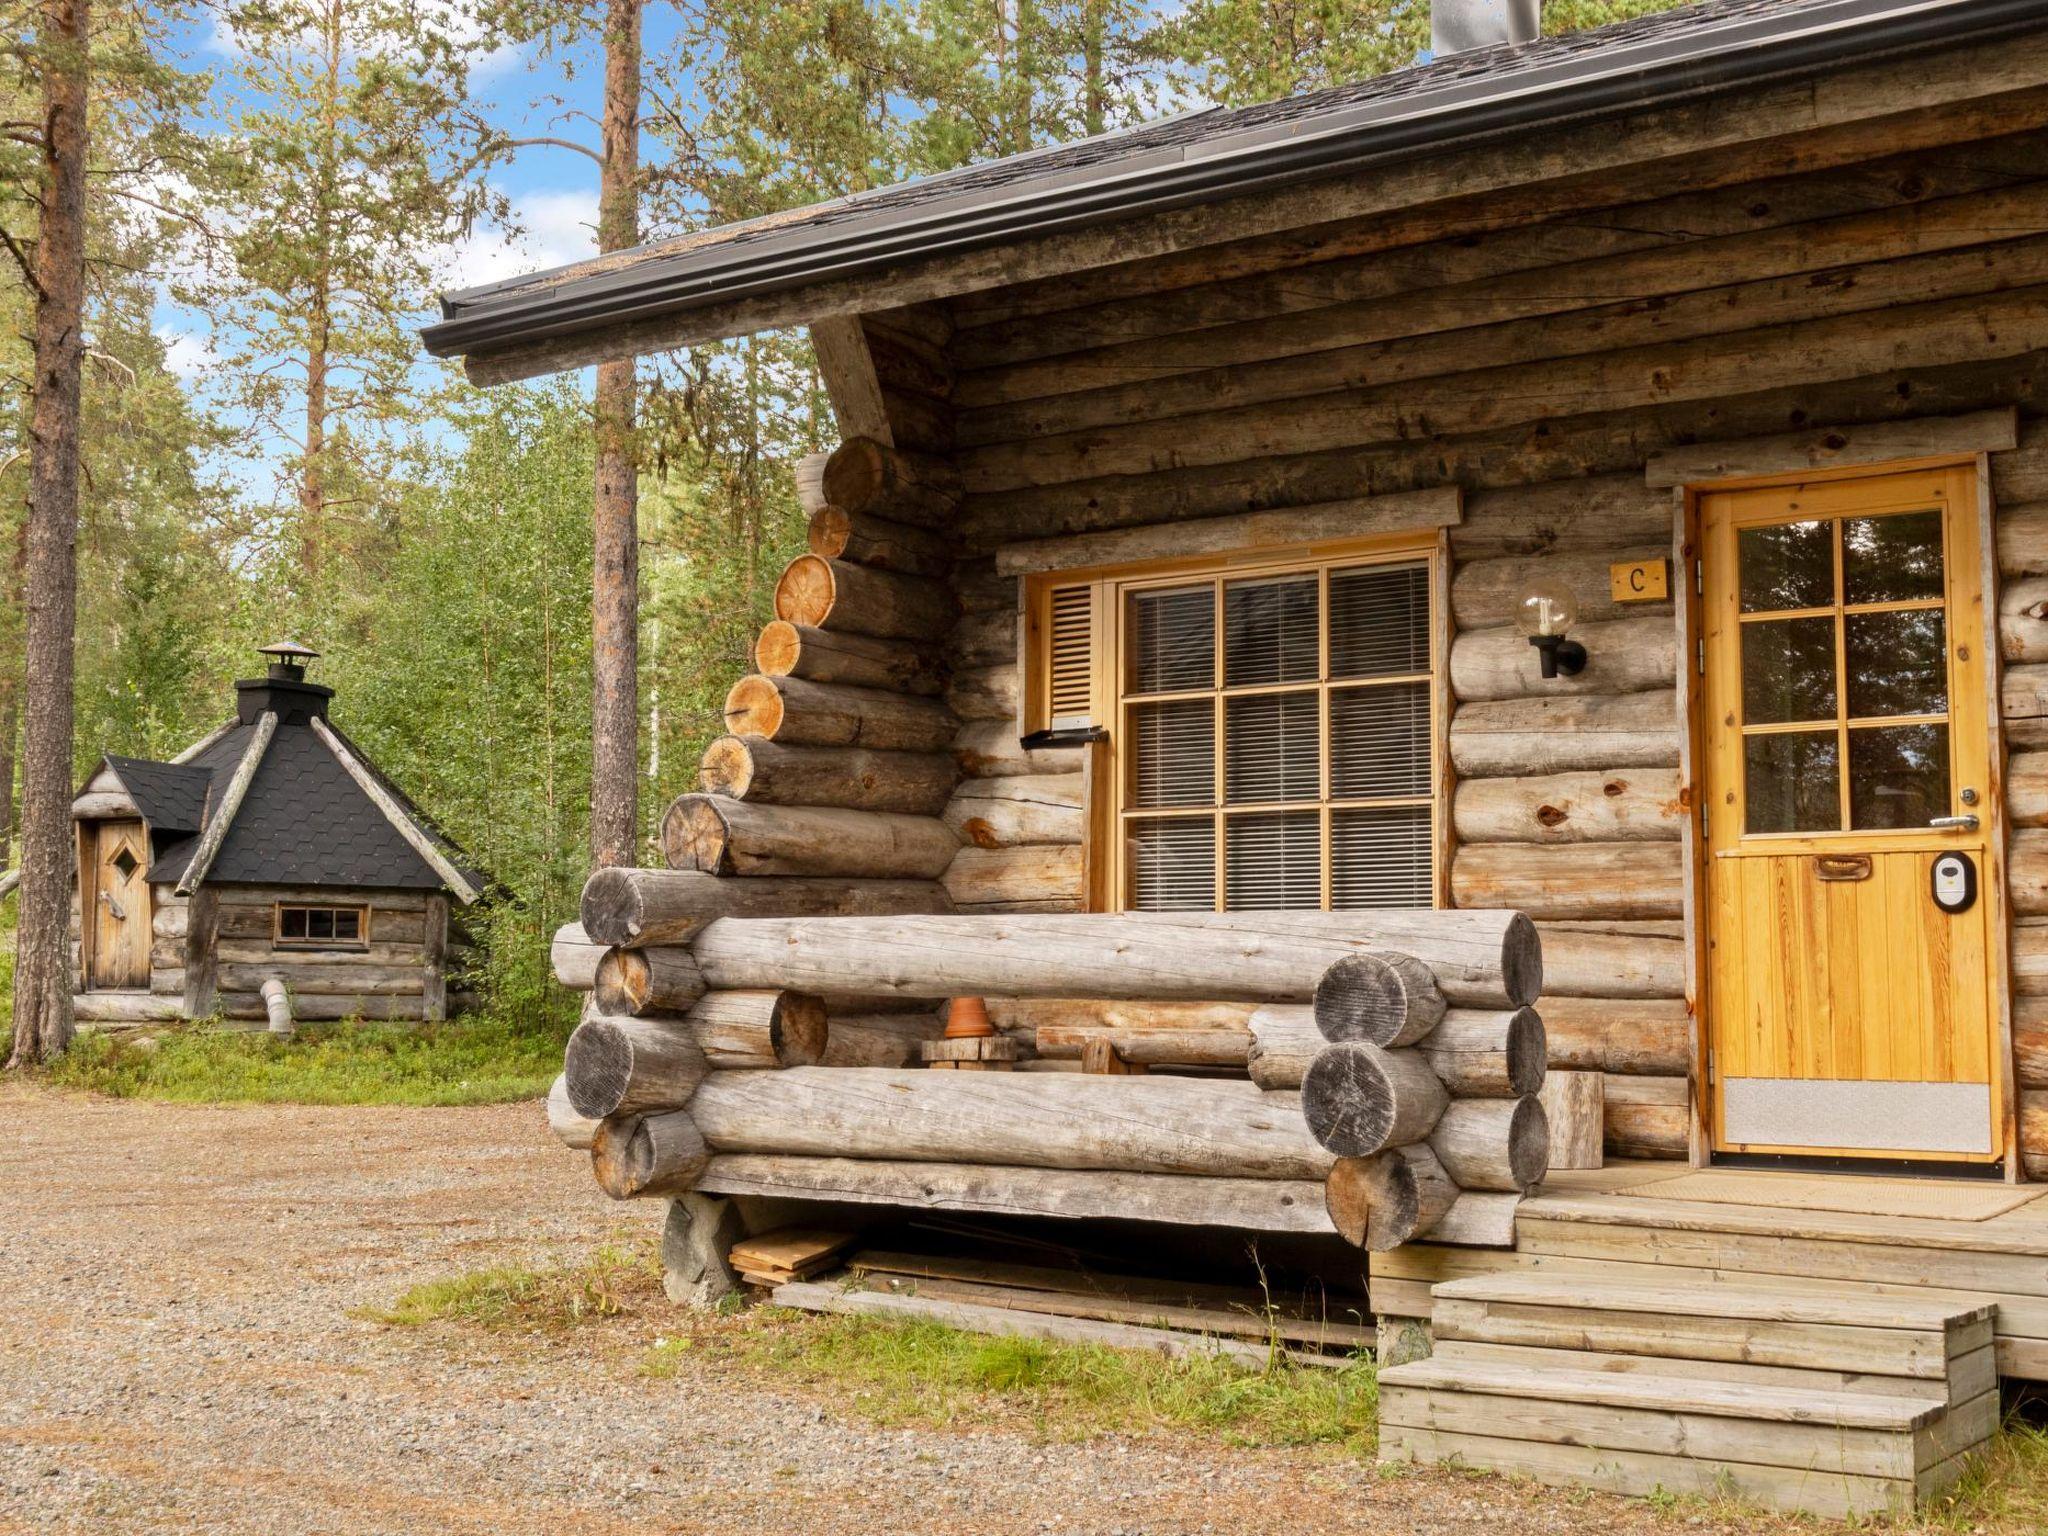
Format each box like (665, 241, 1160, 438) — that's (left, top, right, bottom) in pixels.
(0, 1084, 1886, 1535)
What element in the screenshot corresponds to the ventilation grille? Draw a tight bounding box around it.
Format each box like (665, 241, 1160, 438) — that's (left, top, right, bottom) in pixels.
(1047, 584, 1096, 727)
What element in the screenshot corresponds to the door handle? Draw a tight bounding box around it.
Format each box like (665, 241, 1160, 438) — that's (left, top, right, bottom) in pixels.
(1930, 814, 1980, 831)
(1815, 855, 1872, 882)
(98, 890, 126, 920)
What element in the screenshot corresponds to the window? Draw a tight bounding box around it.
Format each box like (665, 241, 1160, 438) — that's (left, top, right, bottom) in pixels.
(275, 903, 370, 949)
(1029, 541, 1443, 912)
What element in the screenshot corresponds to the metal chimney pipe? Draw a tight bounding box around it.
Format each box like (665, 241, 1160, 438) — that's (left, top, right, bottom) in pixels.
(1432, 0, 1541, 55)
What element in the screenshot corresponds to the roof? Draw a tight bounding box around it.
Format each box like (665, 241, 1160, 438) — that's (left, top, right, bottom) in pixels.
(86, 687, 487, 902)
(422, 0, 2048, 374)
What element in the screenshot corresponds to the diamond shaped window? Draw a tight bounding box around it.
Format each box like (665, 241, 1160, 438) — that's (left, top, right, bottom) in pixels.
(110, 847, 138, 880)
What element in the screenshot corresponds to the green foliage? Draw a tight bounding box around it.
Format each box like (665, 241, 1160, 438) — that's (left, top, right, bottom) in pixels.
(44, 1008, 569, 1105)
(366, 1240, 656, 1329)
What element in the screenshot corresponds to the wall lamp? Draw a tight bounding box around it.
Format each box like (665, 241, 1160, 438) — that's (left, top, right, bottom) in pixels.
(1518, 583, 1586, 679)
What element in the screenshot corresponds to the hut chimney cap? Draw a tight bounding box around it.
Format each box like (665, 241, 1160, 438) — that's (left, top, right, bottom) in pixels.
(1432, 0, 1540, 56)
(258, 639, 321, 683)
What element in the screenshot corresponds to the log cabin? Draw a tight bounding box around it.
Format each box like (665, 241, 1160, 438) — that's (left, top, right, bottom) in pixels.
(70, 642, 485, 1032)
(429, 0, 2048, 1513)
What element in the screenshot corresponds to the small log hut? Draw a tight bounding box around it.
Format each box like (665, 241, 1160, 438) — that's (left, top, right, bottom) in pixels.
(432, 0, 2048, 1512)
(70, 643, 485, 1031)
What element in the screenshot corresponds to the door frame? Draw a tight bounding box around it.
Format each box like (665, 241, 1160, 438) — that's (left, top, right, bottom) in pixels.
(1676, 454, 2019, 1178)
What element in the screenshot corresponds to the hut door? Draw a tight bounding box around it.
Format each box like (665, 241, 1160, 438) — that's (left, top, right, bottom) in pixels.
(1700, 465, 2001, 1162)
(87, 819, 151, 991)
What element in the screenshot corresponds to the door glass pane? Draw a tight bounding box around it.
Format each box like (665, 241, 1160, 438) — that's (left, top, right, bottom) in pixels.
(1849, 724, 1949, 830)
(1128, 818, 1214, 910)
(1224, 811, 1321, 909)
(1329, 563, 1429, 678)
(1332, 805, 1432, 908)
(1843, 510, 1943, 604)
(1225, 691, 1319, 803)
(1224, 574, 1318, 687)
(1131, 698, 1213, 808)
(1330, 682, 1429, 799)
(1739, 520, 1832, 611)
(1741, 617, 1837, 723)
(1745, 731, 1841, 834)
(1844, 609, 1947, 718)
(1127, 585, 1213, 694)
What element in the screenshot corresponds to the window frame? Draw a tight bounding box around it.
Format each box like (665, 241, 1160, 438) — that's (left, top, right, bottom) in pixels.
(1027, 531, 1450, 914)
(273, 902, 373, 951)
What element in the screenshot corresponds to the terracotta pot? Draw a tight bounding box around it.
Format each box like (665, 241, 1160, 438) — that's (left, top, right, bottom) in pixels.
(944, 995, 993, 1039)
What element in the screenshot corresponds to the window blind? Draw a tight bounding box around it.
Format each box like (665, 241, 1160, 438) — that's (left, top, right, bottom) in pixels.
(1046, 583, 1097, 727)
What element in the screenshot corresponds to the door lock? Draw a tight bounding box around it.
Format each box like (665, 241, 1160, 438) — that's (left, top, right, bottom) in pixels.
(1929, 814, 1980, 831)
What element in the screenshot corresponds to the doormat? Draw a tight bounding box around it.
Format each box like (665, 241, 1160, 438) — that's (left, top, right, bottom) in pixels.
(1643, 1171, 2043, 1222)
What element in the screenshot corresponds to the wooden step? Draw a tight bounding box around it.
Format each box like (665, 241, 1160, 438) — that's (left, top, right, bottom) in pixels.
(1430, 1272, 1991, 1380)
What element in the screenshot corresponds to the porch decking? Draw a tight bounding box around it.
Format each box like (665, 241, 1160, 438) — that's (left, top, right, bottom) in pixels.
(1371, 1163, 2048, 1381)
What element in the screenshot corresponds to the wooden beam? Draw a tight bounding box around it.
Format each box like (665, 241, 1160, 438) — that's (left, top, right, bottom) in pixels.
(181, 886, 220, 1018)
(175, 711, 276, 896)
(809, 315, 893, 446)
(421, 893, 449, 1022)
(309, 716, 482, 903)
(459, 36, 2048, 383)
(1644, 407, 2018, 487)
(995, 487, 1462, 576)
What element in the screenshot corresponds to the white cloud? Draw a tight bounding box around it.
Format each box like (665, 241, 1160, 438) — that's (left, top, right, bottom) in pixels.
(157, 325, 218, 383)
(441, 183, 599, 292)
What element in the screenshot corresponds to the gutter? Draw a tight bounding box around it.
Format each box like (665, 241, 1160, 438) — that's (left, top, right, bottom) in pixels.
(423, 0, 2048, 362)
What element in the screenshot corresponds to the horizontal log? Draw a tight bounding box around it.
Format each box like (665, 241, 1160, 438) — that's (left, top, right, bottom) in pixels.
(580, 866, 947, 948)
(686, 990, 829, 1069)
(774, 555, 956, 641)
(1536, 921, 1688, 999)
(687, 1068, 1333, 1179)
(698, 735, 956, 816)
(724, 673, 957, 753)
(217, 964, 423, 996)
(1452, 769, 1682, 844)
(1429, 1096, 1550, 1195)
(1423, 1192, 1523, 1248)
(1540, 996, 1691, 1075)
(2013, 751, 2048, 828)
(212, 992, 454, 1023)
(565, 1012, 708, 1119)
(808, 505, 954, 577)
(1417, 1008, 1547, 1098)
(591, 1110, 709, 1200)
(661, 794, 959, 880)
(1246, 1004, 1321, 1091)
(2024, 1090, 2048, 1180)
(1451, 617, 1676, 703)
(2022, 1000, 2048, 1090)
(1301, 1042, 1449, 1158)
(2014, 828, 2048, 918)
(1312, 951, 1447, 1047)
(941, 775, 1084, 848)
(1448, 692, 1680, 779)
(1034, 1023, 1250, 1067)
(546, 1074, 599, 1150)
(1648, 405, 2020, 488)
(694, 1153, 1334, 1232)
(950, 607, 1017, 668)
(1452, 548, 1671, 630)
(1449, 475, 1672, 561)
(986, 998, 1258, 1035)
(941, 844, 1084, 910)
(1999, 501, 2048, 578)
(1540, 1069, 1606, 1171)
(818, 1012, 944, 1067)
(152, 905, 188, 940)
(821, 437, 961, 527)
(70, 993, 185, 1024)
(952, 721, 1084, 778)
(946, 664, 1020, 724)
(593, 946, 707, 1016)
(2003, 575, 2048, 663)
(754, 620, 944, 695)
(689, 910, 1540, 1008)
(1452, 842, 1684, 920)
(1605, 1097, 1690, 1159)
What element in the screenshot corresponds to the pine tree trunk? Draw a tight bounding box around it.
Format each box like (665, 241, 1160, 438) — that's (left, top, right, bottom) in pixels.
(9, 0, 91, 1067)
(589, 0, 642, 869)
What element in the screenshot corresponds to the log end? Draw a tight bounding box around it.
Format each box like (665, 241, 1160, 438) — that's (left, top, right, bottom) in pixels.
(724, 674, 785, 740)
(1312, 952, 1444, 1048)
(1301, 1041, 1447, 1158)
(1503, 912, 1544, 1007)
(579, 866, 643, 948)
(821, 436, 887, 512)
(592, 949, 652, 1018)
(754, 621, 801, 678)
(1506, 1005, 1548, 1099)
(590, 1110, 708, 1200)
(661, 794, 733, 875)
(776, 991, 830, 1066)
(1508, 1093, 1552, 1196)
(774, 554, 838, 628)
(564, 1016, 634, 1119)
(697, 736, 756, 800)
(808, 505, 853, 561)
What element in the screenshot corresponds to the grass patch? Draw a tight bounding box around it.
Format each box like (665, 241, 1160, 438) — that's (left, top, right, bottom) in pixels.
(363, 1241, 660, 1332)
(42, 1009, 571, 1106)
(1925, 1407, 2048, 1533)
(713, 1310, 1377, 1449)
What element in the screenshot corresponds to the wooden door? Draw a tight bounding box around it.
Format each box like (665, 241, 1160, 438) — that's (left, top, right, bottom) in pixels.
(87, 819, 151, 991)
(1700, 465, 2001, 1162)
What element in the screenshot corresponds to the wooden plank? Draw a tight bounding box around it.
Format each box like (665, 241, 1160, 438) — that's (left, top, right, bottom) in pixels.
(994, 488, 1461, 575)
(1645, 407, 2018, 486)
(809, 316, 894, 447)
(1429, 1337, 1994, 1405)
(1521, 1188, 2048, 1256)
(1433, 1270, 1992, 1329)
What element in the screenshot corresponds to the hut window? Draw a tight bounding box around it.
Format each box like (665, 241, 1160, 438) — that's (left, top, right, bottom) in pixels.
(275, 903, 369, 949)
(1032, 541, 1442, 912)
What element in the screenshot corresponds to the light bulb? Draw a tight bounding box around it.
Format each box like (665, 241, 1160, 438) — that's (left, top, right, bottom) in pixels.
(1516, 584, 1579, 639)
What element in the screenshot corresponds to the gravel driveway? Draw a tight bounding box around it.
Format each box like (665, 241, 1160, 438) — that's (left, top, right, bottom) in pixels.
(0, 1083, 1794, 1535)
